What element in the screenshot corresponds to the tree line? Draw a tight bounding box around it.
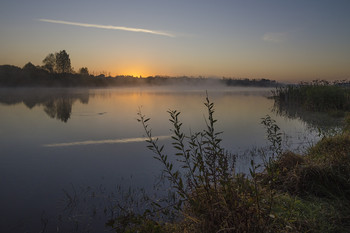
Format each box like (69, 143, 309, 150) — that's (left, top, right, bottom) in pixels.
(0, 50, 281, 87)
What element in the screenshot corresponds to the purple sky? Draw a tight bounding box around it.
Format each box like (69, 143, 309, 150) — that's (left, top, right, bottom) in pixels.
(1, 0, 350, 81)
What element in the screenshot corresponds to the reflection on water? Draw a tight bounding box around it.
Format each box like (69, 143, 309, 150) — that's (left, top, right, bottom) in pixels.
(272, 97, 343, 134)
(43, 135, 172, 147)
(43, 98, 73, 122)
(0, 88, 89, 122)
(0, 87, 326, 232)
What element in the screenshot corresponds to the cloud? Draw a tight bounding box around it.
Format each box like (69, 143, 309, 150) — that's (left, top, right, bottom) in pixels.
(43, 135, 171, 147)
(39, 18, 175, 37)
(262, 32, 287, 43)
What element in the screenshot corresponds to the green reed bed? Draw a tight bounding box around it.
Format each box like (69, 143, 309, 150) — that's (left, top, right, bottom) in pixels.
(273, 81, 350, 113)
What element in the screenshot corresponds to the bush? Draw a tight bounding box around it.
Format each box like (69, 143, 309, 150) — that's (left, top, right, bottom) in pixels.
(137, 96, 282, 233)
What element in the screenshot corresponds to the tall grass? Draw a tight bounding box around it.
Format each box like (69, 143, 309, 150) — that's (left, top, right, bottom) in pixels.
(272, 81, 350, 112)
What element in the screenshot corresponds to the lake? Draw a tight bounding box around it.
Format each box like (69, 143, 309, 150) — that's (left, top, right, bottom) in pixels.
(0, 86, 320, 232)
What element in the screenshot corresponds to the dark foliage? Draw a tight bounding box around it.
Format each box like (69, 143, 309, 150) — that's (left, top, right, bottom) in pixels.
(223, 77, 279, 87)
(0, 64, 281, 88)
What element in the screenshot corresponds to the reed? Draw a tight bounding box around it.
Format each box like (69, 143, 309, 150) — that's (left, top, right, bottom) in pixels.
(272, 80, 350, 112)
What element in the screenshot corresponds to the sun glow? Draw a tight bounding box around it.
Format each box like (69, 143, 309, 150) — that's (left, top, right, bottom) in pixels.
(120, 72, 145, 78)
(114, 67, 152, 78)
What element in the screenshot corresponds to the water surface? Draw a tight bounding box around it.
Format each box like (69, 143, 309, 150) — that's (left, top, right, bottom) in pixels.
(0, 87, 319, 232)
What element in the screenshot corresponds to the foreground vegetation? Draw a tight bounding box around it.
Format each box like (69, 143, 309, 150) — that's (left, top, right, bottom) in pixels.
(103, 93, 350, 233)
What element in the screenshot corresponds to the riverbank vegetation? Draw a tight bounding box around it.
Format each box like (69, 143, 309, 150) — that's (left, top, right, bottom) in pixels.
(272, 80, 350, 135)
(273, 80, 350, 113)
(106, 95, 350, 233)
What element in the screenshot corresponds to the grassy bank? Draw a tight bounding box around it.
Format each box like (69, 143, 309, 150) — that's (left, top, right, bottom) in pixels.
(107, 97, 350, 233)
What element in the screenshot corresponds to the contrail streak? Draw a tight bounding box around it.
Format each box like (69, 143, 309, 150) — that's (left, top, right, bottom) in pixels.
(43, 135, 171, 147)
(39, 18, 174, 37)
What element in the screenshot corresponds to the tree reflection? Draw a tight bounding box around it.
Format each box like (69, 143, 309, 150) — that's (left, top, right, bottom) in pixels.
(0, 89, 89, 122)
(44, 98, 73, 122)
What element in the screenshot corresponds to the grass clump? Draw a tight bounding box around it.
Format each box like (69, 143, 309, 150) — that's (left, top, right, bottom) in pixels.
(272, 194, 348, 233)
(268, 116, 350, 200)
(343, 113, 350, 133)
(265, 140, 350, 232)
(268, 149, 350, 200)
(262, 120, 350, 232)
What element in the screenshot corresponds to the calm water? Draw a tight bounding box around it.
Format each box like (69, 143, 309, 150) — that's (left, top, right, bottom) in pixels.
(0, 87, 319, 232)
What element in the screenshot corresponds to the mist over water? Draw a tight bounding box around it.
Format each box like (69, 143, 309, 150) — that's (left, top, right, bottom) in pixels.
(0, 87, 320, 232)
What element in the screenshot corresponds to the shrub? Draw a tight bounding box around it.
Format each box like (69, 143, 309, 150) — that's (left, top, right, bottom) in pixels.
(137, 96, 279, 233)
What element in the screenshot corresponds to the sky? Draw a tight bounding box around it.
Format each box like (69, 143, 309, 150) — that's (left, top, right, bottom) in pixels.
(1, 0, 350, 82)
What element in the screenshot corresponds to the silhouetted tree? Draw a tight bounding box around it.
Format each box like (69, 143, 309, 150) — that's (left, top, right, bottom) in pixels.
(23, 62, 37, 71)
(79, 67, 89, 76)
(42, 53, 56, 73)
(55, 50, 72, 73)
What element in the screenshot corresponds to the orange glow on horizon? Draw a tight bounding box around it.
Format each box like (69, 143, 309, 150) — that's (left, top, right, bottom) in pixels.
(107, 63, 154, 78)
